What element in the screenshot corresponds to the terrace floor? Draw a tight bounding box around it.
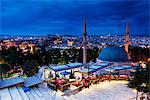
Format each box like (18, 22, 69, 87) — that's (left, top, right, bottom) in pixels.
(0, 81, 144, 100)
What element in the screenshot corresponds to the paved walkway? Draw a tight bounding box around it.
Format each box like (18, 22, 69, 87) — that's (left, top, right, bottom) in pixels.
(0, 81, 145, 100)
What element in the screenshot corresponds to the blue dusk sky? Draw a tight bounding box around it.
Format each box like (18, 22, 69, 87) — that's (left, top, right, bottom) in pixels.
(0, 0, 149, 36)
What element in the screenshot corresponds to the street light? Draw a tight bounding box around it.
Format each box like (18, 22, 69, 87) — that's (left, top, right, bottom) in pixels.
(141, 63, 146, 69)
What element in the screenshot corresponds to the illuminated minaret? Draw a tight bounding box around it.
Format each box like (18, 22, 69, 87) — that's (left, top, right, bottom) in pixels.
(83, 21, 87, 63)
(125, 22, 130, 53)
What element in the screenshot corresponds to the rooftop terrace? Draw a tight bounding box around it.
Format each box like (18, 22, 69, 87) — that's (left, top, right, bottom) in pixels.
(0, 81, 143, 100)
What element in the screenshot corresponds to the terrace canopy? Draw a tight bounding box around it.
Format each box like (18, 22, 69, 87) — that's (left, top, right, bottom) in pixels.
(105, 65, 136, 72)
(79, 68, 95, 73)
(50, 63, 83, 72)
(60, 71, 71, 76)
(94, 63, 109, 66)
(79, 63, 113, 74)
(89, 63, 112, 69)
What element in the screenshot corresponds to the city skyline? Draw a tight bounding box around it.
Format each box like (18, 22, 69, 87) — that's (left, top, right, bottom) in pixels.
(0, 0, 149, 36)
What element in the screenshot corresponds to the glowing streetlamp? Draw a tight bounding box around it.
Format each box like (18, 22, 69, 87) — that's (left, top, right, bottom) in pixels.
(141, 63, 146, 69)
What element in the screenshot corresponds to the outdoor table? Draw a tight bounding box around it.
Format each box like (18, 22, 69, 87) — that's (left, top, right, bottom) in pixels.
(99, 75, 103, 78)
(103, 75, 111, 79)
(87, 76, 96, 80)
(56, 79, 64, 84)
(51, 79, 66, 85)
(51, 79, 70, 91)
(118, 75, 128, 80)
(114, 75, 119, 79)
(92, 78, 100, 84)
(71, 81, 82, 87)
(69, 79, 76, 82)
(82, 79, 91, 88)
(110, 75, 116, 80)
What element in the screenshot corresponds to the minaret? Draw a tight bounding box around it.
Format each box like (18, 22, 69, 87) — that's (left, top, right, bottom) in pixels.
(125, 22, 130, 53)
(83, 21, 87, 63)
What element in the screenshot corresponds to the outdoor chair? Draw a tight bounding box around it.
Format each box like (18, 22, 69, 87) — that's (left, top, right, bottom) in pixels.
(57, 83, 70, 92)
(47, 81, 57, 90)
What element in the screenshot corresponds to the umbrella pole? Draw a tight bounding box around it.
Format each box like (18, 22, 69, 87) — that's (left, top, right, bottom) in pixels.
(55, 71, 57, 91)
(109, 71, 111, 82)
(88, 65, 89, 77)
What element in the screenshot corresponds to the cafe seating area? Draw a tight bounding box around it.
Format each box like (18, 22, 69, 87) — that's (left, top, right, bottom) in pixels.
(0, 62, 137, 98)
(38, 62, 136, 96)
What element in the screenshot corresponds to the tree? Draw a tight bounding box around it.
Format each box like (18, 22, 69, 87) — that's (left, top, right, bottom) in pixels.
(62, 50, 69, 64)
(92, 46, 100, 62)
(128, 62, 149, 98)
(0, 64, 11, 79)
(1, 46, 21, 70)
(129, 46, 150, 62)
(23, 60, 39, 77)
(51, 49, 61, 64)
(76, 47, 83, 63)
(87, 47, 93, 63)
(67, 47, 76, 63)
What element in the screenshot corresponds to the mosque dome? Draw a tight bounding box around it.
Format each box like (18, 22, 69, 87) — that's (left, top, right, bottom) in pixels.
(98, 46, 129, 62)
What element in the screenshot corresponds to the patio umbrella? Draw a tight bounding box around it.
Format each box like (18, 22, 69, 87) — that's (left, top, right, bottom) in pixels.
(60, 71, 71, 77)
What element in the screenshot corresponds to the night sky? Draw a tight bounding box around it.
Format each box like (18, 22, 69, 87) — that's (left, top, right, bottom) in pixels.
(0, 0, 149, 36)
